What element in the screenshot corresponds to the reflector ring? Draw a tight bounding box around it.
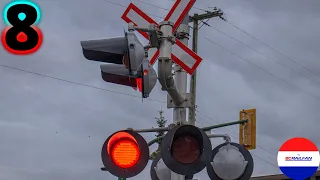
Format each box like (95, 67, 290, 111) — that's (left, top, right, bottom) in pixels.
(110, 139, 140, 168)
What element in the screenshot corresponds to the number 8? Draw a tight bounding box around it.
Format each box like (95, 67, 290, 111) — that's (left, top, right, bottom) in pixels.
(2, 2, 42, 54)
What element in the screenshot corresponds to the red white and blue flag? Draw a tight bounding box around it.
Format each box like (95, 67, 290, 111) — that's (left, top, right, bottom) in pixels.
(277, 137, 320, 180)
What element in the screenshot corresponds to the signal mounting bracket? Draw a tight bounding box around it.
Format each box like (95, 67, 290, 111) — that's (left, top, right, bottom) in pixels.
(128, 22, 160, 48)
(167, 93, 191, 108)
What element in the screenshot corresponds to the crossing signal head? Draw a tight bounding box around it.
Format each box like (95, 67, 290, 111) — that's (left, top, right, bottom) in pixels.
(160, 125, 212, 176)
(81, 31, 145, 74)
(207, 142, 254, 180)
(80, 31, 157, 98)
(138, 59, 157, 98)
(101, 130, 149, 178)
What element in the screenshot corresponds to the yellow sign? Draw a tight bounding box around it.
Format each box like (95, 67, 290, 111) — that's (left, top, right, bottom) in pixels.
(239, 109, 256, 150)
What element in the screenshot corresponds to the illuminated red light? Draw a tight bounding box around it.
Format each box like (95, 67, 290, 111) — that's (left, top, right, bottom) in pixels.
(143, 70, 148, 75)
(136, 78, 142, 92)
(110, 139, 140, 168)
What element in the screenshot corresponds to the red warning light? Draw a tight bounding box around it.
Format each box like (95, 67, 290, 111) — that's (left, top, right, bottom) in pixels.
(101, 130, 150, 178)
(136, 78, 142, 92)
(143, 70, 148, 75)
(110, 139, 140, 168)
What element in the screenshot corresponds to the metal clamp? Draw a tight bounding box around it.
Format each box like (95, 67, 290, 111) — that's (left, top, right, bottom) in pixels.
(128, 22, 160, 48)
(167, 93, 191, 108)
(207, 133, 231, 143)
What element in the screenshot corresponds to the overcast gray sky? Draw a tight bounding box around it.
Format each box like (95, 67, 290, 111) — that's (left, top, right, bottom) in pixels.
(0, 0, 320, 179)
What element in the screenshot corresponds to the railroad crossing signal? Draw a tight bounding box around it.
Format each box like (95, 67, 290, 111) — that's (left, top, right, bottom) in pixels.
(139, 59, 157, 98)
(206, 142, 254, 180)
(121, 1, 202, 75)
(101, 130, 149, 178)
(239, 109, 256, 150)
(82, 0, 256, 178)
(160, 125, 212, 176)
(80, 31, 157, 98)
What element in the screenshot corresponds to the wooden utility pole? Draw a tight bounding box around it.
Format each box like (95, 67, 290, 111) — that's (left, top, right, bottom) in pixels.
(188, 10, 224, 125)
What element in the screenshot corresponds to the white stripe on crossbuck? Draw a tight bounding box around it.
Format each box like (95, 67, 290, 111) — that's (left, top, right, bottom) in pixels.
(172, 43, 196, 68)
(127, 9, 151, 29)
(166, 0, 191, 24)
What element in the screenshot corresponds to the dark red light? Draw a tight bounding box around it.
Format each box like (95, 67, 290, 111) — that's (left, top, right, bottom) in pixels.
(172, 135, 200, 164)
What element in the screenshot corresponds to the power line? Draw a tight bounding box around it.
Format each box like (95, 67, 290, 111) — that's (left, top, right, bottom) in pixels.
(196, 115, 278, 169)
(196, 110, 238, 136)
(101, 0, 197, 32)
(101, 0, 165, 19)
(206, 24, 320, 87)
(204, 37, 320, 101)
(101, 0, 127, 7)
(136, 0, 170, 11)
(99, 0, 320, 103)
(0, 63, 166, 104)
(196, 110, 277, 157)
(225, 20, 320, 78)
(137, 0, 208, 13)
(196, 111, 278, 169)
(251, 152, 278, 169)
(116, 0, 320, 100)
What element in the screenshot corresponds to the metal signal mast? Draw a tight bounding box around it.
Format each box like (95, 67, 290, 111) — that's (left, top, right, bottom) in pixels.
(80, 0, 256, 179)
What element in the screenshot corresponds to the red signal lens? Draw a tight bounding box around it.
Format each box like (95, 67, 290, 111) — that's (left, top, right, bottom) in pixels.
(136, 78, 142, 92)
(110, 139, 140, 168)
(172, 135, 200, 164)
(143, 70, 148, 75)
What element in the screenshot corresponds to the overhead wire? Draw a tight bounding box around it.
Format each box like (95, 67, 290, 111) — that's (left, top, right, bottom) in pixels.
(196, 110, 238, 137)
(0, 63, 166, 104)
(190, 8, 319, 166)
(102, 0, 165, 19)
(137, 0, 208, 13)
(133, 0, 320, 101)
(195, 110, 278, 169)
(196, 110, 277, 156)
(225, 20, 320, 78)
(0, 0, 169, 104)
(135, 0, 320, 88)
(104, 0, 320, 102)
(204, 36, 320, 101)
(201, 35, 320, 167)
(198, 19, 211, 30)
(205, 23, 320, 87)
(136, 0, 170, 11)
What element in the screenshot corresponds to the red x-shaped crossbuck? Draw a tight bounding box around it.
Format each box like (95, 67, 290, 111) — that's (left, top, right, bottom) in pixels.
(121, 0, 202, 75)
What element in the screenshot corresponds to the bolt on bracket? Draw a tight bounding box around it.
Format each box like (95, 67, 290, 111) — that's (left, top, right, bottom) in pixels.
(167, 93, 191, 108)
